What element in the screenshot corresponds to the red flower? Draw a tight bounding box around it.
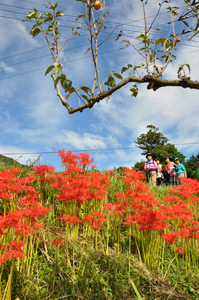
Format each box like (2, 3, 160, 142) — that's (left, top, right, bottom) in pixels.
(175, 247, 185, 255)
(52, 239, 63, 246)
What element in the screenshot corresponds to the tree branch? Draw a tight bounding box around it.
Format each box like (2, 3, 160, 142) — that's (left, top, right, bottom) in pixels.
(67, 75, 199, 114)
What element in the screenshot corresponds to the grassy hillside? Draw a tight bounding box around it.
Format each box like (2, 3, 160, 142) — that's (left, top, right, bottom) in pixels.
(0, 151, 199, 300)
(0, 154, 24, 168)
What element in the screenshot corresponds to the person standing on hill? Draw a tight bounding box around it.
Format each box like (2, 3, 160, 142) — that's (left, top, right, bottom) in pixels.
(194, 161, 199, 180)
(155, 158, 164, 186)
(174, 158, 187, 185)
(165, 156, 176, 186)
(144, 153, 157, 187)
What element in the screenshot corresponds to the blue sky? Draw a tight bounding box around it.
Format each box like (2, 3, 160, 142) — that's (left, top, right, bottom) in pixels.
(0, 0, 199, 171)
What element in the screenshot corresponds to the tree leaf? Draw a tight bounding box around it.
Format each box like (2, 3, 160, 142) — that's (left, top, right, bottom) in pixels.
(130, 84, 138, 97)
(121, 64, 132, 74)
(61, 79, 72, 92)
(66, 88, 76, 99)
(80, 86, 91, 94)
(105, 76, 116, 87)
(45, 65, 55, 76)
(30, 27, 41, 37)
(113, 73, 123, 80)
(155, 37, 166, 46)
(81, 95, 89, 102)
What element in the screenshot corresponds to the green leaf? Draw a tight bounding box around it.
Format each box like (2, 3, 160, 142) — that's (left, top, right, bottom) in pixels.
(155, 37, 166, 46)
(113, 73, 123, 80)
(105, 76, 116, 88)
(80, 86, 91, 95)
(54, 64, 63, 76)
(177, 64, 191, 78)
(45, 65, 55, 76)
(61, 79, 72, 92)
(55, 11, 64, 17)
(30, 27, 41, 37)
(59, 75, 72, 92)
(130, 84, 138, 97)
(121, 64, 132, 74)
(46, 2, 58, 11)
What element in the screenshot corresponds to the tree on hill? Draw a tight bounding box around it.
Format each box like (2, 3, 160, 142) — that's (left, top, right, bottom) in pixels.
(24, 0, 199, 114)
(133, 125, 185, 170)
(135, 125, 168, 156)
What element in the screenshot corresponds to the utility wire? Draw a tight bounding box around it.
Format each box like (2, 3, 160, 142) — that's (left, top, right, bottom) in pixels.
(1, 142, 199, 156)
(1, 36, 199, 81)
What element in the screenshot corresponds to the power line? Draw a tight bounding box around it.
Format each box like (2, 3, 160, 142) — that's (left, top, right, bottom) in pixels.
(1, 142, 199, 156)
(0, 5, 195, 61)
(1, 35, 199, 81)
(0, 46, 133, 81)
(0, 2, 186, 34)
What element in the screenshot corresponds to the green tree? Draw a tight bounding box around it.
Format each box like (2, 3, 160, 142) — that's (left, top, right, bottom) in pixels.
(185, 153, 199, 178)
(133, 125, 185, 171)
(133, 161, 145, 172)
(135, 125, 169, 155)
(24, 1, 199, 114)
(152, 144, 185, 162)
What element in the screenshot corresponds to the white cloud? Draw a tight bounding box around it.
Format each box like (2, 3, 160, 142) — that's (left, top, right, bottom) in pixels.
(0, 62, 15, 74)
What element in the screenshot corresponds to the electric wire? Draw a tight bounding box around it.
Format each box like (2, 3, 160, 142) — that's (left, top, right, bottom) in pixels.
(1, 142, 199, 156)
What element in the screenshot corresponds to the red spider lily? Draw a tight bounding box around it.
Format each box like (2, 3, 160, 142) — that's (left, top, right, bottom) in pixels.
(178, 226, 199, 239)
(175, 247, 185, 255)
(138, 210, 168, 231)
(113, 211, 124, 217)
(191, 197, 199, 203)
(59, 214, 81, 225)
(103, 170, 115, 177)
(165, 195, 180, 203)
(123, 214, 141, 226)
(162, 232, 179, 244)
(103, 203, 115, 211)
(0, 255, 8, 266)
(52, 239, 63, 246)
(0, 205, 50, 235)
(168, 178, 199, 200)
(0, 240, 24, 266)
(115, 193, 128, 200)
(33, 165, 55, 176)
(9, 241, 24, 249)
(58, 150, 79, 167)
(79, 153, 94, 167)
(53, 171, 110, 204)
(123, 168, 145, 182)
(18, 191, 39, 208)
(0, 171, 36, 204)
(6, 249, 23, 260)
(161, 201, 192, 222)
(58, 150, 96, 172)
(83, 212, 106, 230)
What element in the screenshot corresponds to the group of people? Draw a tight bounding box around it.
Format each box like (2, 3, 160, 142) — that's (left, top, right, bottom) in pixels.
(144, 153, 187, 187)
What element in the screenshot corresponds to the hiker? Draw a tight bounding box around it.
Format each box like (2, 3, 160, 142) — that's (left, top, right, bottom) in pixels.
(194, 161, 199, 180)
(155, 158, 164, 186)
(144, 153, 157, 186)
(164, 156, 176, 186)
(174, 158, 187, 185)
